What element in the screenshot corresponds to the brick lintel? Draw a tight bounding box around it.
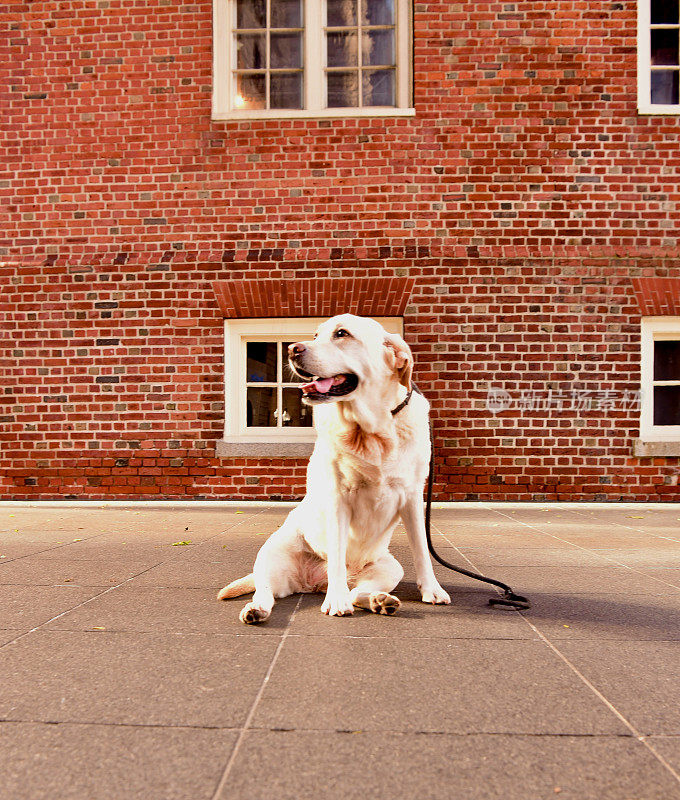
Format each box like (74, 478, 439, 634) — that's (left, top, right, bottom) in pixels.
(211, 276, 416, 318)
(631, 278, 680, 316)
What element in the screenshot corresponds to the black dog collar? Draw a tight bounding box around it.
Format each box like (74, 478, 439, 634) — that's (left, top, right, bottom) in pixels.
(391, 387, 413, 416)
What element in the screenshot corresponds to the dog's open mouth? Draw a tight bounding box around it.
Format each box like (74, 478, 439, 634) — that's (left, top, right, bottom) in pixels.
(291, 365, 359, 400)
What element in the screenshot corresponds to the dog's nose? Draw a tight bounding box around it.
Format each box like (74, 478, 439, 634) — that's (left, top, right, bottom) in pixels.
(288, 342, 306, 357)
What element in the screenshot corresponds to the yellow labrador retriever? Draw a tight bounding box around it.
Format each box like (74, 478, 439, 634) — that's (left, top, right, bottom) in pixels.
(218, 314, 451, 623)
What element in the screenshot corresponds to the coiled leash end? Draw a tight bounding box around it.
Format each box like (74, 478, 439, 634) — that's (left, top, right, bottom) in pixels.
(489, 591, 531, 610)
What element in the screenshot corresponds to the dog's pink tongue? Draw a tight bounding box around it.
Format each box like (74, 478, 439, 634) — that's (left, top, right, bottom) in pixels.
(301, 377, 334, 394)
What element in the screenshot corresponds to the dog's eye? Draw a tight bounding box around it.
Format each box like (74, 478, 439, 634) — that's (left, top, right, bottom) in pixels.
(334, 328, 350, 339)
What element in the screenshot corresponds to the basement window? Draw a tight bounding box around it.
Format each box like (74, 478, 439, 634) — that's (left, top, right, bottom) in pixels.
(634, 318, 680, 456)
(638, 0, 680, 114)
(217, 316, 402, 458)
(212, 0, 414, 120)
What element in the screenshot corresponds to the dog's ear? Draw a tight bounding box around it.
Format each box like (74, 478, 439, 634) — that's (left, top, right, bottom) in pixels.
(383, 333, 413, 390)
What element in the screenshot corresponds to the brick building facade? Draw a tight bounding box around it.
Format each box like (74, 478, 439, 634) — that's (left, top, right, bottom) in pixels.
(2, 0, 680, 500)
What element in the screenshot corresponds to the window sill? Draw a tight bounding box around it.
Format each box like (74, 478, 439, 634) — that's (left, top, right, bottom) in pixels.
(216, 440, 315, 459)
(211, 107, 416, 121)
(632, 439, 680, 457)
(637, 104, 680, 115)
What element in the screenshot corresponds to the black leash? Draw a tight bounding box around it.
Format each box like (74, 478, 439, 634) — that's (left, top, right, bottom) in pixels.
(424, 436, 530, 610)
(393, 386, 531, 611)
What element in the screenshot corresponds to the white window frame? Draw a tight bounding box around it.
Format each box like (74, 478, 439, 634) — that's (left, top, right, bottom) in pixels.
(640, 317, 680, 441)
(212, 0, 414, 120)
(637, 0, 680, 115)
(223, 316, 403, 443)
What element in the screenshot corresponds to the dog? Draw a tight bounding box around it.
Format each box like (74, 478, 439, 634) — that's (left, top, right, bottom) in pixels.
(217, 313, 451, 623)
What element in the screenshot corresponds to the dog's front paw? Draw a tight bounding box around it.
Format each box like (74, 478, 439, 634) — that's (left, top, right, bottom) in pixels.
(321, 590, 354, 617)
(239, 602, 270, 625)
(420, 584, 451, 605)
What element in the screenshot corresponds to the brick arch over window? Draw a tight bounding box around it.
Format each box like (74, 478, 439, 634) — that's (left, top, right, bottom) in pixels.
(632, 278, 680, 315)
(212, 277, 415, 318)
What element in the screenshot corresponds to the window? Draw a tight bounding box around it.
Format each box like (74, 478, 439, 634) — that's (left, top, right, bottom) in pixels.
(220, 317, 403, 453)
(640, 318, 680, 441)
(212, 0, 414, 119)
(638, 0, 680, 114)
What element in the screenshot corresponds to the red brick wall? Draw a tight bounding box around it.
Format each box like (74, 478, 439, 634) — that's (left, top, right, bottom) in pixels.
(2, 1, 680, 500)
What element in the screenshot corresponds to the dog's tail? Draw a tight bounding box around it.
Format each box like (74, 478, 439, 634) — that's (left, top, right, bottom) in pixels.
(217, 573, 255, 600)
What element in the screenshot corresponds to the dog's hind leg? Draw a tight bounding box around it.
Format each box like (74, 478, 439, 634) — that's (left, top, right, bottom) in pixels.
(349, 553, 404, 615)
(238, 528, 303, 625)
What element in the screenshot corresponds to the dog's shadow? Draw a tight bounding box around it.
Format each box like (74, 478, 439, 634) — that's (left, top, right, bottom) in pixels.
(221, 581, 680, 637)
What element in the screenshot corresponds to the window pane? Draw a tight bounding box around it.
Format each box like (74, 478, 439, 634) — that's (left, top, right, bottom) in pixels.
(270, 72, 303, 108)
(282, 388, 313, 427)
(362, 68, 395, 105)
(651, 0, 679, 24)
(651, 29, 679, 65)
(654, 340, 680, 380)
(247, 387, 277, 427)
(362, 0, 395, 25)
(271, 32, 303, 68)
(327, 70, 359, 106)
(653, 385, 680, 425)
(651, 70, 680, 103)
(234, 73, 266, 109)
(362, 29, 395, 66)
(327, 31, 358, 67)
(271, 0, 302, 28)
(327, 0, 357, 26)
(236, 0, 266, 28)
(246, 342, 277, 382)
(236, 33, 266, 68)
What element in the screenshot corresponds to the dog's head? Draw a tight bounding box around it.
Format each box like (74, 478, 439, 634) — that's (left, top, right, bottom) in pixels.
(288, 314, 413, 406)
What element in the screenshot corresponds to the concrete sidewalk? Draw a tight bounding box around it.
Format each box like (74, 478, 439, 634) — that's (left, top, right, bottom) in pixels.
(1, 503, 680, 799)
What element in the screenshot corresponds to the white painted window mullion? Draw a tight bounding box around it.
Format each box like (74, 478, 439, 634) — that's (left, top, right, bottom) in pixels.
(396, 0, 411, 109)
(306, 0, 324, 111)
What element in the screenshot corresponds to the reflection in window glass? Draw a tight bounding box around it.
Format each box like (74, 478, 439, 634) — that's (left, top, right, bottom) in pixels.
(236, 0, 265, 28)
(325, 0, 396, 107)
(270, 32, 303, 68)
(235, 73, 266, 110)
(327, 71, 359, 106)
(363, 69, 395, 105)
(651, 28, 679, 65)
(651, 0, 678, 25)
(236, 33, 266, 69)
(271, 0, 302, 27)
(246, 342, 277, 382)
(247, 387, 277, 426)
(270, 73, 303, 109)
(653, 385, 680, 425)
(362, 30, 395, 66)
(362, 0, 394, 25)
(651, 70, 680, 103)
(654, 340, 680, 380)
(233, 0, 304, 110)
(327, 31, 358, 67)
(327, 0, 357, 26)
(282, 388, 313, 427)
